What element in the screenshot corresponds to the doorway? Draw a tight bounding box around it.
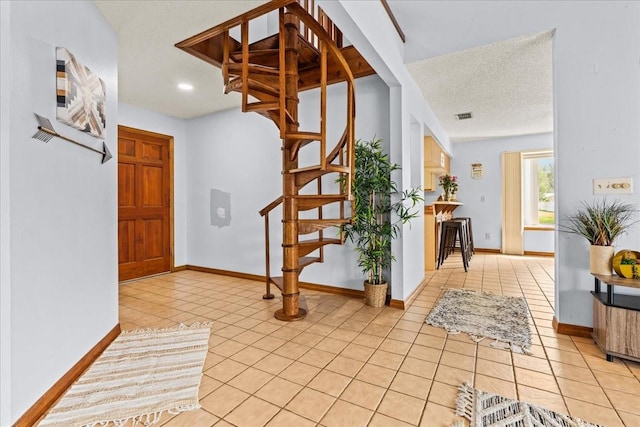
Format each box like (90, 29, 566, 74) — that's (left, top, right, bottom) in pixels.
(117, 125, 174, 281)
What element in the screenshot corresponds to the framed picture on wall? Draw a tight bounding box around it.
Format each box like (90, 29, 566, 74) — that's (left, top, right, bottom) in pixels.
(56, 47, 106, 138)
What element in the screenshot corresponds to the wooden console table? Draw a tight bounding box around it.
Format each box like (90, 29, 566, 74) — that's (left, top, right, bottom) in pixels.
(591, 274, 640, 362)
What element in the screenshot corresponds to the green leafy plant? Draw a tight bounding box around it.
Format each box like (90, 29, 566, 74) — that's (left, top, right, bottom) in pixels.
(561, 198, 638, 246)
(341, 137, 423, 285)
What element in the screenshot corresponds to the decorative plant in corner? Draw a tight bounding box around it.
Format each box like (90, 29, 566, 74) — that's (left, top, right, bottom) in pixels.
(561, 198, 638, 275)
(341, 137, 423, 307)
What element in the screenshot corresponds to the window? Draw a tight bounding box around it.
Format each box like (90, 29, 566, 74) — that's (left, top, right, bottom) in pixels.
(522, 151, 554, 227)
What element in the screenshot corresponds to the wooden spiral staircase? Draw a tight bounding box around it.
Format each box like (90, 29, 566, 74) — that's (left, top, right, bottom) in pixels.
(176, 0, 374, 321)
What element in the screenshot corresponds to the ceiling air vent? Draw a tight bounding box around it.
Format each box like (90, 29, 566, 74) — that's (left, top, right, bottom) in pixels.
(456, 112, 473, 120)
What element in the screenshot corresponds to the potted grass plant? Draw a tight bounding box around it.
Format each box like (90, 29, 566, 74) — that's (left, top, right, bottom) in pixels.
(561, 198, 638, 275)
(342, 137, 422, 307)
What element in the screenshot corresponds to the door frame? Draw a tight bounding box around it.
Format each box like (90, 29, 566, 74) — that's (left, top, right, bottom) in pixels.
(117, 125, 175, 280)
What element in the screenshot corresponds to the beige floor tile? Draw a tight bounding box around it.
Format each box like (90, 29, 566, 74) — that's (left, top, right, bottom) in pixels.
(379, 338, 413, 355)
(439, 351, 475, 371)
(291, 331, 324, 347)
(377, 390, 426, 425)
(315, 336, 350, 354)
(545, 347, 587, 367)
(230, 346, 270, 366)
(602, 387, 640, 415)
(199, 375, 223, 399)
(592, 370, 640, 394)
(514, 367, 559, 394)
(205, 358, 248, 383)
(476, 345, 512, 365)
(227, 366, 274, 394)
(564, 397, 624, 427)
(297, 347, 336, 368)
(255, 377, 303, 407)
(407, 343, 442, 363)
(583, 354, 635, 377)
(278, 361, 321, 385)
(516, 384, 567, 414)
(556, 377, 611, 407)
(444, 339, 476, 357)
(389, 371, 432, 399)
(352, 333, 385, 348)
(368, 349, 405, 369)
(414, 333, 446, 349)
(356, 363, 397, 387)
(199, 384, 249, 418)
(210, 339, 247, 358)
(387, 328, 419, 343)
(273, 341, 310, 359)
(434, 364, 474, 387)
(476, 358, 514, 382)
(368, 413, 415, 427)
(325, 355, 365, 377)
(224, 396, 280, 427)
(160, 410, 219, 427)
(252, 352, 294, 375)
(328, 328, 359, 342)
(340, 342, 376, 361)
(265, 410, 316, 427)
(285, 387, 336, 422)
(549, 360, 598, 385)
(320, 400, 373, 427)
(253, 335, 288, 352)
(426, 380, 459, 409)
(512, 353, 552, 374)
(619, 410, 640, 427)
(419, 402, 465, 427)
(307, 369, 351, 397)
(399, 356, 438, 379)
(340, 379, 387, 410)
(475, 374, 517, 400)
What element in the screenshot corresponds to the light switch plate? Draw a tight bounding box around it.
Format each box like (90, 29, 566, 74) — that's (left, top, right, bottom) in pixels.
(593, 177, 633, 194)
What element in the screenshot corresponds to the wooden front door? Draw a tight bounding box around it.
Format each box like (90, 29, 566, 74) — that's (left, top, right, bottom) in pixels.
(118, 126, 172, 281)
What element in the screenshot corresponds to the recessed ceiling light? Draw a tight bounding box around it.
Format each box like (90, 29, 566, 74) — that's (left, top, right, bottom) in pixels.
(178, 83, 193, 91)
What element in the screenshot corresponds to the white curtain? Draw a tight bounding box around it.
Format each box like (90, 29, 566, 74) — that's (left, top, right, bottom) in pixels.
(501, 151, 523, 255)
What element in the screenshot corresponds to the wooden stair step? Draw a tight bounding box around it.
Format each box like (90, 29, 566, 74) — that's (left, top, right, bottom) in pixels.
(225, 76, 279, 99)
(246, 101, 279, 112)
(299, 256, 321, 269)
(229, 48, 280, 64)
(287, 132, 323, 161)
(295, 194, 348, 210)
(298, 219, 350, 235)
(298, 238, 342, 257)
(270, 276, 283, 291)
(227, 62, 279, 75)
(292, 164, 351, 188)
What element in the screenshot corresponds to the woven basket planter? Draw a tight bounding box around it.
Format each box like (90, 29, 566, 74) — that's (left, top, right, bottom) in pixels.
(590, 245, 614, 275)
(364, 281, 388, 308)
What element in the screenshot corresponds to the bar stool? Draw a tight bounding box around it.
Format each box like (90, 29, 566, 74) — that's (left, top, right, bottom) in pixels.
(453, 217, 475, 255)
(437, 219, 471, 271)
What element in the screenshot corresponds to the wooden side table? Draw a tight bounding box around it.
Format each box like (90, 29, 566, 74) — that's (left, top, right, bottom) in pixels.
(591, 274, 640, 362)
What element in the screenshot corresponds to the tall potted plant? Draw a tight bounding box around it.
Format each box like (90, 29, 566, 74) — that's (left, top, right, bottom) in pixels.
(561, 198, 638, 275)
(342, 137, 423, 307)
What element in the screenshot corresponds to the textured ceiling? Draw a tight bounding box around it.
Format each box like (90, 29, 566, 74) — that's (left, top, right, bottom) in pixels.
(94, 0, 268, 119)
(406, 30, 554, 142)
(94, 0, 553, 142)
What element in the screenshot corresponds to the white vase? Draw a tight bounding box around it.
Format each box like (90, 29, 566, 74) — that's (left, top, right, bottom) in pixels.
(590, 245, 614, 275)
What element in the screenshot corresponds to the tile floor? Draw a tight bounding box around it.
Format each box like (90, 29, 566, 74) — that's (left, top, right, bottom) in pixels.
(116, 254, 640, 427)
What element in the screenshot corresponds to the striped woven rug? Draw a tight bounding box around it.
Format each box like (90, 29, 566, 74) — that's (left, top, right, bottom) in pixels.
(39, 322, 211, 427)
(455, 383, 604, 427)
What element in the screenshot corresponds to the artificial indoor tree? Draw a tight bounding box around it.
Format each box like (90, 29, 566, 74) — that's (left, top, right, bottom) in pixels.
(561, 198, 638, 275)
(342, 137, 422, 307)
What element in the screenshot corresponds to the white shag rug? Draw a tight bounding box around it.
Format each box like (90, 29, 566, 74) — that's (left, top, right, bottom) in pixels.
(454, 383, 604, 427)
(39, 322, 211, 427)
(425, 288, 532, 354)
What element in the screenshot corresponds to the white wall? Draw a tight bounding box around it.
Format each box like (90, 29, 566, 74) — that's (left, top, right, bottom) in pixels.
(2, 1, 118, 423)
(319, 0, 450, 301)
(0, 2, 12, 424)
(449, 133, 553, 251)
(118, 103, 189, 267)
(186, 75, 390, 291)
(331, 1, 640, 327)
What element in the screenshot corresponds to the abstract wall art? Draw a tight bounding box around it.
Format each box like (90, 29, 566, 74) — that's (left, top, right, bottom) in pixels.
(56, 47, 106, 138)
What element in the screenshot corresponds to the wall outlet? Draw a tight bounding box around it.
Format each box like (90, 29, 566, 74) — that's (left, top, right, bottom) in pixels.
(593, 177, 633, 195)
(485, 233, 490, 240)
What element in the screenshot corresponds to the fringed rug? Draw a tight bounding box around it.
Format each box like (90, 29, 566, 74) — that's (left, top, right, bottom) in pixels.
(39, 322, 212, 427)
(455, 383, 604, 427)
(425, 289, 532, 353)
